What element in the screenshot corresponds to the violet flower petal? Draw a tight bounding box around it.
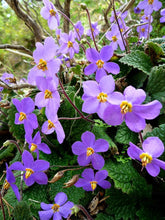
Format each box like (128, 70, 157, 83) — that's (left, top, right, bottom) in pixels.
(125, 112, 146, 132)
(123, 86, 146, 104)
(103, 62, 120, 75)
(146, 163, 160, 177)
(59, 201, 74, 218)
(100, 45, 113, 61)
(55, 192, 67, 206)
(92, 153, 105, 170)
(81, 131, 95, 146)
(41, 202, 53, 210)
(82, 168, 94, 180)
(33, 172, 48, 185)
(127, 142, 143, 160)
(10, 183, 20, 201)
(39, 210, 54, 220)
(84, 63, 97, 75)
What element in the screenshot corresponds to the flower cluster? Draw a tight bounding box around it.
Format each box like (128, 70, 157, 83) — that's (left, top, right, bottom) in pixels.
(1, 0, 165, 219)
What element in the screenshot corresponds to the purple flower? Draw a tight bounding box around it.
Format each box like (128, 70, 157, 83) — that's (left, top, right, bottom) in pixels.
(141, 14, 153, 23)
(110, 11, 128, 25)
(35, 76, 60, 117)
(0, 72, 16, 84)
(103, 86, 162, 132)
(86, 22, 99, 39)
(42, 111, 65, 144)
(9, 150, 49, 186)
(56, 28, 62, 43)
(13, 97, 38, 135)
(127, 137, 165, 177)
(4, 163, 20, 201)
(72, 131, 109, 170)
(84, 45, 120, 82)
(82, 75, 116, 118)
(106, 24, 125, 51)
(74, 21, 84, 40)
(137, 0, 162, 15)
(28, 37, 61, 85)
(39, 192, 74, 220)
(75, 168, 111, 191)
(134, 7, 142, 14)
(25, 131, 51, 159)
(41, 0, 60, 30)
(137, 23, 152, 39)
(160, 9, 165, 23)
(59, 31, 79, 59)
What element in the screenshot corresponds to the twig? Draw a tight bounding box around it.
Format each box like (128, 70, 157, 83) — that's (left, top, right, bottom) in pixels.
(77, 205, 94, 220)
(0, 44, 32, 56)
(0, 81, 36, 90)
(123, 22, 148, 36)
(0, 192, 5, 220)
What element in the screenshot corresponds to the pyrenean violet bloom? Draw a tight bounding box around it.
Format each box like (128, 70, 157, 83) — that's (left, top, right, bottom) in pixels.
(35, 76, 60, 117)
(134, 7, 141, 14)
(42, 111, 65, 144)
(82, 75, 116, 118)
(127, 137, 165, 177)
(137, 0, 162, 15)
(41, 0, 60, 30)
(84, 45, 120, 82)
(137, 23, 153, 39)
(74, 21, 84, 40)
(103, 86, 162, 132)
(75, 168, 111, 191)
(160, 9, 165, 23)
(0, 72, 16, 84)
(10, 150, 49, 186)
(59, 31, 79, 59)
(13, 97, 38, 135)
(106, 24, 125, 51)
(72, 131, 109, 170)
(39, 192, 74, 220)
(4, 164, 20, 201)
(86, 22, 99, 39)
(25, 131, 51, 159)
(28, 37, 61, 85)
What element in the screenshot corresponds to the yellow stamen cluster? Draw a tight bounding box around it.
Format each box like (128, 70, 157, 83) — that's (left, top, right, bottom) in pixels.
(139, 153, 152, 167)
(90, 181, 97, 191)
(97, 92, 108, 103)
(67, 41, 73, 48)
(96, 60, 104, 69)
(25, 168, 34, 179)
(112, 36, 118, 42)
(37, 59, 48, 71)
(120, 101, 132, 114)
(148, 0, 154, 4)
(19, 112, 27, 121)
(49, 9, 56, 16)
(91, 28, 94, 32)
(76, 28, 79, 32)
(30, 143, 37, 152)
(86, 147, 94, 157)
(57, 34, 60, 40)
(51, 204, 60, 212)
(120, 28, 124, 32)
(48, 120, 55, 129)
(4, 179, 10, 190)
(141, 28, 145, 33)
(44, 89, 52, 99)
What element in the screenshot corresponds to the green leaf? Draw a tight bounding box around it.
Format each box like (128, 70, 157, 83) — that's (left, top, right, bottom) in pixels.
(119, 50, 153, 75)
(126, 70, 147, 88)
(13, 201, 33, 220)
(104, 159, 152, 197)
(145, 41, 164, 58)
(146, 65, 165, 113)
(115, 122, 139, 145)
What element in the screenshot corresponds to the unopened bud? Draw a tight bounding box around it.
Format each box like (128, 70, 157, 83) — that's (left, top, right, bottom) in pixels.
(3, 140, 11, 147)
(71, 205, 80, 216)
(80, 3, 87, 10)
(48, 171, 64, 183)
(63, 174, 79, 188)
(80, 38, 88, 44)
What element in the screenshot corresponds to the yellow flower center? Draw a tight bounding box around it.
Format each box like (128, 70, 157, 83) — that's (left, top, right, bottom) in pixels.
(44, 89, 52, 99)
(30, 143, 37, 152)
(5, 77, 16, 83)
(37, 59, 48, 71)
(120, 101, 132, 114)
(67, 41, 73, 48)
(120, 28, 123, 32)
(19, 112, 27, 121)
(148, 0, 154, 4)
(112, 36, 118, 42)
(57, 34, 60, 40)
(139, 152, 152, 167)
(141, 28, 145, 32)
(49, 9, 56, 16)
(90, 181, 97, 191)
(25, 168, 34, 179)
(86, 147, 94, 157)
(97, 92, 108, 103)
(4, 179, 10, 190)
(48, 120, 55, 129)
(76, 28, 79, 32)
(51, 204, 60, 213)
(91, 28, 94, 32)
(96, 59, 104, 68)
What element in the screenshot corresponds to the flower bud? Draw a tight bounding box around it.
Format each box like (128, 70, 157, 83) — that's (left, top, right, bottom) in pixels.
(80, 3, 87, 10)
(63, 174, 79, 188)
(48, 171, 64, 183)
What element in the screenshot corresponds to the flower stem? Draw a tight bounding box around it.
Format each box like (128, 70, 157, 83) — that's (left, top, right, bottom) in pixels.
(85, 8, 99, 51)
(77, 204, 94, 220)
(58, 77, 95, 124)
(7, 140, 22, 155)
(0, 192, 6, 220)
(139, 131, 143, 144)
